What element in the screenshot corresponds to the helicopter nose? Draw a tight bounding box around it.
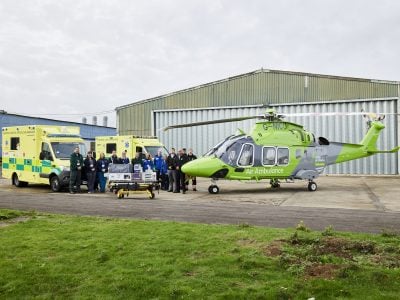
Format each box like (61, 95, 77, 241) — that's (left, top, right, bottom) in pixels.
(182, 156, 225, 178)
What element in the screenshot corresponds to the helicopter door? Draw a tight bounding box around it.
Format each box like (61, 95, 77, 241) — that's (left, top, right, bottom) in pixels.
(237, 144, 254, 166)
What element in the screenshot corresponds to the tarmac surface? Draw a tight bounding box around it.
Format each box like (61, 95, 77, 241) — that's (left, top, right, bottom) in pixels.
(0, 176, 399, 233)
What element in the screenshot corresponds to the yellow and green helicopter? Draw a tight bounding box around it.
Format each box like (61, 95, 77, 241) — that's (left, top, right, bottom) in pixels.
(164, 109, 399, 194)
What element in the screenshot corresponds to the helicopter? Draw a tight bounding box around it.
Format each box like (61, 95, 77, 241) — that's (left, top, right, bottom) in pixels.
(163, 109, 400, 194)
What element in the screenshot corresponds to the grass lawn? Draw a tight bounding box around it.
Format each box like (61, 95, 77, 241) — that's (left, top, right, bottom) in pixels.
(0, 209, 399, 299)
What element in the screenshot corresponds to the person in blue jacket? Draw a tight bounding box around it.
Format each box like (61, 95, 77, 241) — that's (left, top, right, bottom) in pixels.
(118, 151, 130, 164)
(96, 152, 109, 193)
(154, 149, 163, 183)
(143, 153, 155, 171)
(160, 154, 169, 190)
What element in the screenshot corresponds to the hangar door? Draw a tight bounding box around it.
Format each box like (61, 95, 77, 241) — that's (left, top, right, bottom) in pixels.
(153, 98, 399, 175)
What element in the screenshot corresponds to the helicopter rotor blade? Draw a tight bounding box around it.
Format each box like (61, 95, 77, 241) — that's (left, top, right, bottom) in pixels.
(283, 112, 400, 117)
(161, 115, 261, 131)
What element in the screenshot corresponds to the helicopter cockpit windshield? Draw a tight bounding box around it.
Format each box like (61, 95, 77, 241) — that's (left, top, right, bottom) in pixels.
(204, 134, 247, 164)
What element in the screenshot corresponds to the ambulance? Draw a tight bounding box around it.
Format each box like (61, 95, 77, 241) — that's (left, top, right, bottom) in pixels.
(95, 135, 168, 159)
(1, 125, 87, 192)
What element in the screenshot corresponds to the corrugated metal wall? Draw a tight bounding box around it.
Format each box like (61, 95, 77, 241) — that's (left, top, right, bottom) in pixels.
(274, 99, 398, 174)
(117, 69, 399, 136)
(154, 98, 398, 175)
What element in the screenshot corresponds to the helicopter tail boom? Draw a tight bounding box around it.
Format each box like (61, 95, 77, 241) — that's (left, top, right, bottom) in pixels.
(328, 120, 398, 165)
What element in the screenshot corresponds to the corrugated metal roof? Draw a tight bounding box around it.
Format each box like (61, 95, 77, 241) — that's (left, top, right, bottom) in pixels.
(116, 69, 399, 111)
(116, 68, 400, 136)
(0, 111, 115, 129)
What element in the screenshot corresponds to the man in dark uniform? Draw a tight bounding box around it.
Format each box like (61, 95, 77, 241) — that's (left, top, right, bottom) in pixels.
(69, 146, 84, 194)
(84, 151, 97, 193)
(131, 152, 143, 169)
(177, 148, 189, 194)
(166, 148, 179, 193)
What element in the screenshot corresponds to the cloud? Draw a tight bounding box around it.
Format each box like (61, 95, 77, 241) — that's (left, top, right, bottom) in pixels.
(0, 0, 399, 126)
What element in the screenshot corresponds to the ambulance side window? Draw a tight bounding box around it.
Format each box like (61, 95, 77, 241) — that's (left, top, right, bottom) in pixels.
(40, 143, 53, 161)
(106, 143, 116, 154)
(10, 137, 20, 150)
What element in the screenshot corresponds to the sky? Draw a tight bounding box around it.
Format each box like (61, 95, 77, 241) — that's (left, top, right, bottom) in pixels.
(1, 0, 399, 127)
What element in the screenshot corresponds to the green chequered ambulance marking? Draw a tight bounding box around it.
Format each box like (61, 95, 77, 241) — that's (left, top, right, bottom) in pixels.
(3, 157, 60, 175)
(41, 160, 52, 167)
(32, 166, 42, 173)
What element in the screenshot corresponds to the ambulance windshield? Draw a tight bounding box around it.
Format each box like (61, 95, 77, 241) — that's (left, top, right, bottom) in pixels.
(51, 142, 87, 159)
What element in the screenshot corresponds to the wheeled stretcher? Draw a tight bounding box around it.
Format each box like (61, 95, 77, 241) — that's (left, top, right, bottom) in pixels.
(107, 163, 159, 199)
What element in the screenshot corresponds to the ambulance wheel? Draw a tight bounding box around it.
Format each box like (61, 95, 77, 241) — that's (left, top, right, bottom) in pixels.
(50, 176, 61, 192)
(208, 185, 219, 194)
(308, 181, 317, 192)
(13, 174, 27, 187)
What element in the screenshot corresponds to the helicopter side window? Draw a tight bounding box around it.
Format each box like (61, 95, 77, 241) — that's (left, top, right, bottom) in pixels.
(262, 147, 276, 166)
(277, 148, 289, 165)
(237, 144, 254, 166)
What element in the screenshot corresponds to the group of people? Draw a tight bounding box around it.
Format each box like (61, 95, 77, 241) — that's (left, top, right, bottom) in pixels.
(69, 147, 111, 194)
(69, 147, 197, 195)
(166, 147, 197, 194)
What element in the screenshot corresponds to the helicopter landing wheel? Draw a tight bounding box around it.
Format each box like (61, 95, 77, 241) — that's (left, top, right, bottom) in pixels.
(271, 182, 280, 188)
(208, 185, 220, 194)
(308, 181, 317, 192)
(270, 179, 280, 188)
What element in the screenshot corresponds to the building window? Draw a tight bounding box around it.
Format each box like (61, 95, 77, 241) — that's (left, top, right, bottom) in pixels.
(106, 143, 117, 154)
(262, 147, 276, 166)
(238, 144, 254, 166)
(10, 137, 20, 150)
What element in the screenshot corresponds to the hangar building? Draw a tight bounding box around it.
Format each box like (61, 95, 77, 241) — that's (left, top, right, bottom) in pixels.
(0, 111, 116, 157)
(115, 69, 400, 175)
